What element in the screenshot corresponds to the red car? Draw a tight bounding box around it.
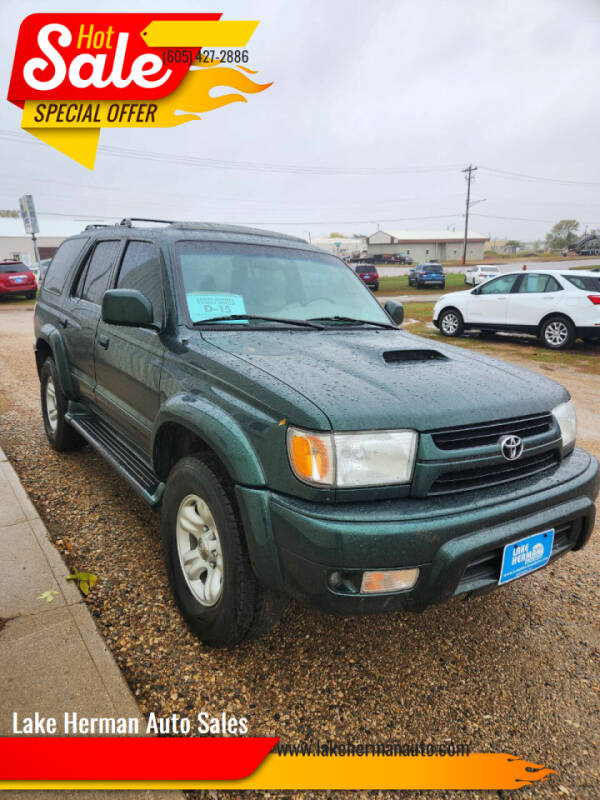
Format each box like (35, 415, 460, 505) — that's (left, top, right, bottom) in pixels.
(353, 263, 379, 291)
(0, 261, 38, 299)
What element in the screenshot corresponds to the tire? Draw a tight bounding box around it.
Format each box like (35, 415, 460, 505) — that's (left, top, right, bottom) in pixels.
(417, 281, 423, 289)
(40, 358, 85, 452)
(539, 315, 575, 350)
(161, 455, 286, 647)
(26, 292, 35, 300)
(438, 308, 464, 337)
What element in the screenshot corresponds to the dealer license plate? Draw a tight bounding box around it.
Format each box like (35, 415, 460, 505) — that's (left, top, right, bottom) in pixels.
(498, 529, 554, 585)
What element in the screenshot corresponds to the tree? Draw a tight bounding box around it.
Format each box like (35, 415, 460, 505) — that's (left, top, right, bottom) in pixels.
(505, 240, 521, 254)
(545, 220, 579, 250)
(328, 232, 345, 238)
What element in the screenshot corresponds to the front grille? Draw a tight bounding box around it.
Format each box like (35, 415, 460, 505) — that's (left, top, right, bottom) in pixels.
(428, 450, 559, 495)
(431, 413, 553, 451)
(455, 519, 579, 594)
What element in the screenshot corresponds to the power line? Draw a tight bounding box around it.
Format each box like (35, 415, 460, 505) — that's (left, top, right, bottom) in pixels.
(2, 129, 600, 186)
(0, 131, 459, 176)
(480, 166, 600, 188)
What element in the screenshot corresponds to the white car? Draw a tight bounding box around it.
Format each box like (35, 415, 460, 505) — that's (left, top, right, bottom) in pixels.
(464, 264, 501, 285)
(433, 270, 600, 349)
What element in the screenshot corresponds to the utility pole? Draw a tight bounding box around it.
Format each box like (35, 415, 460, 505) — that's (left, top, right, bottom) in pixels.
(461, 165, 477, 265)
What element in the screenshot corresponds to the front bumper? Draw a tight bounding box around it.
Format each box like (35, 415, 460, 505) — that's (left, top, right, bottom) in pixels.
(236, 448, 598, 614)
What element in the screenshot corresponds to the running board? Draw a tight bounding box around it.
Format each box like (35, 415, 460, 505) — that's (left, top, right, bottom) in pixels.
(65, 412, 164, 507)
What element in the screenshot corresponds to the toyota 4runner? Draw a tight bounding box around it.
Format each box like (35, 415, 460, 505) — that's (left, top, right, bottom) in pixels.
(34, 220, 599, 646)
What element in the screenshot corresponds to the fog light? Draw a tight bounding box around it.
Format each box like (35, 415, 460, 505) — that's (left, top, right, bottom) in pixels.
(361, 568, 419, 594)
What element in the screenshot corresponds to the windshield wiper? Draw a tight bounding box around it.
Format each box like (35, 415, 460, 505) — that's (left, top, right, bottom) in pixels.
(192, 314, 324, 329)
(308, 315, 396, 329)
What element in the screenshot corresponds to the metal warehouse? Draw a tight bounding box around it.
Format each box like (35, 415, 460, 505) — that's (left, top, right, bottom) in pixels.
(366, 230, 487, 262)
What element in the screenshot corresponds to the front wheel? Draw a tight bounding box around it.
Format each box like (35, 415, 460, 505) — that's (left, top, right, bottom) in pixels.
(161, 456, 286, 647)
(40, 358, 85, 451)
(438, 308, 464, 337)
(539, 315, 575, 350)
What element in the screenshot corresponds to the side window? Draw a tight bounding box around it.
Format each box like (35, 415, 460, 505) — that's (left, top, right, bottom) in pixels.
(80, 241, 120, 305)
(43, 238, 88, 295)
(116, 241, 164, 325)
(518, 274, 562, 293)
(479, 274, 519, 295)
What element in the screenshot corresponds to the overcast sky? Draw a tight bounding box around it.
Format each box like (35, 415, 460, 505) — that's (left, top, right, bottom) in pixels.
(1, 0, 600, 242)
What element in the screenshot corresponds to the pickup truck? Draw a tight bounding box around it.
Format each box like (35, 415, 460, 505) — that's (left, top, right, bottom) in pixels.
(34, 220, 599, 646)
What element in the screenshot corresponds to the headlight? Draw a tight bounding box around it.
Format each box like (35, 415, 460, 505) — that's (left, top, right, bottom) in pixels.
(552, 399, 577, 450)
(287, 427, 418, 487)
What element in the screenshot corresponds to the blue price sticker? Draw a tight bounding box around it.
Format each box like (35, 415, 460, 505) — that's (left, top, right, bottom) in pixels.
(186, 293, 247, 323)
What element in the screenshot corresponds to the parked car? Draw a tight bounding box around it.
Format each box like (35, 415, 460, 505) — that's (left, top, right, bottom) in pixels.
(354, 263, 379, 290)
(408, 263, 446, 289)
(390, 254, 414, 265)
(434, 270, 600, 349)
(0, 261, 37, 299)
(29, 258, 52, 285)
(34, 222, 598, 646)
(464, 265, 501, 286)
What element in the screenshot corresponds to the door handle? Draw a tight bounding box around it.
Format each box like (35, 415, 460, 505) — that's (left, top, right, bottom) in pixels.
(59, 317, 68, 328)
(98, 335, 110, 349)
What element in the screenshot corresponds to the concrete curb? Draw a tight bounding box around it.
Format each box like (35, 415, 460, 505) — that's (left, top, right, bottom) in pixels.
(0, 444, 183, 799)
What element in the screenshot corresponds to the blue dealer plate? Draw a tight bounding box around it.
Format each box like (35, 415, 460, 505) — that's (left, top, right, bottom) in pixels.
(499, 529, 554, 585)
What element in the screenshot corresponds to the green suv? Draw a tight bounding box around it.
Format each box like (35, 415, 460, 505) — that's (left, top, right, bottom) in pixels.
(34, 220, 599, 646)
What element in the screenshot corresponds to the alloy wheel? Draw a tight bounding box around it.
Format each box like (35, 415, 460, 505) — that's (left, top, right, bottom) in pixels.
(176, 494, 224, 607)
(544, 320, 568, 347)
(45, 377, 58, 432)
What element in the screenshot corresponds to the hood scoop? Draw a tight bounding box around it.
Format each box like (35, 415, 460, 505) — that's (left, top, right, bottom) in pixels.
(383, 349, 449, 365)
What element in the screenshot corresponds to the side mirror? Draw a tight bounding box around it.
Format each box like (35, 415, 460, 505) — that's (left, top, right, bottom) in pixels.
(102, 289, 154, 327)
(384, 299, 404, 326)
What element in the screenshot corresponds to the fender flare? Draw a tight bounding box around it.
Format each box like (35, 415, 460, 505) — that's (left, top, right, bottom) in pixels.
(37, 325, 77, 400)
(152, 394, 266, 486)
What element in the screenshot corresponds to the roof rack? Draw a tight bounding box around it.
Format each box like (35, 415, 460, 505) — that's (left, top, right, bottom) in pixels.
(119, 217, 174, 227)
(83, 223, 112, 230)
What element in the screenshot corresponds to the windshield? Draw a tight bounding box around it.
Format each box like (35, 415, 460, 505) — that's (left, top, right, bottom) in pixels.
(175, 241, 390, 326)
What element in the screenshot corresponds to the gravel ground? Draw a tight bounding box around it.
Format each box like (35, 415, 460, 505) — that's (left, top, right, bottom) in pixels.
(0, 304, 598, 800)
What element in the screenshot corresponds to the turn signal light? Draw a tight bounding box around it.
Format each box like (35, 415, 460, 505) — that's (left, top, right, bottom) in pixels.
(587, 295, 600, 305)
(361, 568, 420, 594)
(287, 429, 334, 485)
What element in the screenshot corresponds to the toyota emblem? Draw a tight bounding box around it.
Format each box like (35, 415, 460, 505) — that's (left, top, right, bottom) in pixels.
(500, 435, 524, 461)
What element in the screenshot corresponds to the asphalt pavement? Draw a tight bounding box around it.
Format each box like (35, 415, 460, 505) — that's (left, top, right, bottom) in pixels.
(377, 257, 598, 278)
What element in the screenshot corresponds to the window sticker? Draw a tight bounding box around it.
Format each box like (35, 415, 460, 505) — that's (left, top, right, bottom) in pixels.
(186, 293, 247, 323)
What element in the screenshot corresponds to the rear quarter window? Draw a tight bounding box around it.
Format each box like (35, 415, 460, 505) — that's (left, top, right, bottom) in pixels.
(44, 238, 89, 295)
(565, 274, 600, 291)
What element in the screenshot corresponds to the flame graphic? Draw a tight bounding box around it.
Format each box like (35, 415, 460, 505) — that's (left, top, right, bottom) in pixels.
(153, 66, 273, 126)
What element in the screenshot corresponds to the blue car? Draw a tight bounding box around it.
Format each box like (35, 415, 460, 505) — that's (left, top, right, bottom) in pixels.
(409, 262, 446, 289)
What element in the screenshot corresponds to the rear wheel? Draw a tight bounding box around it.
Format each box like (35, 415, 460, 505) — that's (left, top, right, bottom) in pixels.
(438, 308, 464, 337)
(539, 315, 575, 350)
(25, 292, 35, 300)
(40, 358, 85, 451)
(161, 455, 286, 647)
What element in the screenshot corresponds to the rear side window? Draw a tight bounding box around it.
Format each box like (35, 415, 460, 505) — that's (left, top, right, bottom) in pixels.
(44, 238, 88, 294)
(565, 274, 600, 291)
(518, 274, 562, 293)
(79, 241, 120, 305)
(116, 241, 164, 325)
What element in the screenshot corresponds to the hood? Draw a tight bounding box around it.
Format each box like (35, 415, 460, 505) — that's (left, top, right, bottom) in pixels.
(200, 328, 568, 431)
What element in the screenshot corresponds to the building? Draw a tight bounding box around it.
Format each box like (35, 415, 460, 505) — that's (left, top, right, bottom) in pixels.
(312, 237, 366, 258)
(365, 229, 487, 262)
(0, 235, 65, 264)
